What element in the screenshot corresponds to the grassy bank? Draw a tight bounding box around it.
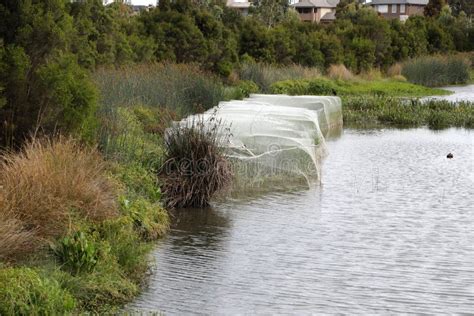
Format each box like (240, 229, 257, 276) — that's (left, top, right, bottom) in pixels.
(270, 77, 450, 97)
(0, 111, 169, 314)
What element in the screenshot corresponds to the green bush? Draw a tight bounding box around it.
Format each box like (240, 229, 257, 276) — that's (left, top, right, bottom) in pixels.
(0, 267, 76, 315)
(52, 231, 99, 275)
(270, 78, 338, 95)
(402, 55, 470, 87)
(120, 196, 169, 241)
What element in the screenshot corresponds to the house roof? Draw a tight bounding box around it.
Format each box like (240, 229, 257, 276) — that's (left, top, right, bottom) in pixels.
(369, 0, 428, 5)
(227, 0, 252, 8)
(321, 11, 336, 20)
(291, 0, 340, 8)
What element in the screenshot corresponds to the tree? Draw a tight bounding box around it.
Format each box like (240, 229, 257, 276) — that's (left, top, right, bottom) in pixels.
(252, 0, 289, 28)
(0, 0, 97, 147)
(424, 0, 447, 17)
(448, 0, 474, 17)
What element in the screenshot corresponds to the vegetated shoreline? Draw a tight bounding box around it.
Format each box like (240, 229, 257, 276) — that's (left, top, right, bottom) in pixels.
(1, 61, 473, 315)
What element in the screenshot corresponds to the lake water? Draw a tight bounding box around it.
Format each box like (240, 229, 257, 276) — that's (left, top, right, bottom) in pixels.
(424, 84, 474, 103)
(129, 128, 474, 314)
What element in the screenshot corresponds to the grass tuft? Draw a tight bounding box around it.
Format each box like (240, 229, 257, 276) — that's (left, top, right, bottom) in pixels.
(0, 138, 118, 260)
(160, 118, 233, 208)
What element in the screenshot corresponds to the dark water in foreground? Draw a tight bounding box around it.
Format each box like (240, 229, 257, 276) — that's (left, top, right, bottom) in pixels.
(129, 128, 474, 314)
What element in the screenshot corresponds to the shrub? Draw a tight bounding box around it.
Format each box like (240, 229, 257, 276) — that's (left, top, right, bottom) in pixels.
(327, 64, 354, 80)
(0, 267, 76, 315)
(159, 119, 233, 208)
(307, 79, 339, 95)
(0, 138, 117, 257)
(402, 55, 470, 87)
(52, 231, 99, 275)
(270, 78, 338, 95)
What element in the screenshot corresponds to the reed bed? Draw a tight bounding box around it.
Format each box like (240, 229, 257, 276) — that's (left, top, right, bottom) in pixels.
(94, 63, 225, 114)
(343, 96, 474, 129)
(402, 55, 470, 87)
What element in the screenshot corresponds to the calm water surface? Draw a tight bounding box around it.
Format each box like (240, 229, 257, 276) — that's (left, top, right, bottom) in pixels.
(130, 128, 474, 314)
(424, 84, 474, 102)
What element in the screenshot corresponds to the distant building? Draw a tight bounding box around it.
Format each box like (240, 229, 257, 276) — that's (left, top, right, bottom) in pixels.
(131, 4, 154, 15)
(226, 0, 252, 16)
(369, 0, 428, 21)
(290, 0, 339, 23)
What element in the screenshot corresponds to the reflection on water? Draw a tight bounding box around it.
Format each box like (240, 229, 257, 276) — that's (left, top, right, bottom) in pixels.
(129, 128, 474, 314)
(424, 84, 474, 102)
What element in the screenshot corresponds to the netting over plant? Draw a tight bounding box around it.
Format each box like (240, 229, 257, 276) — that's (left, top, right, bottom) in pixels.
(176, 95, 342, 189)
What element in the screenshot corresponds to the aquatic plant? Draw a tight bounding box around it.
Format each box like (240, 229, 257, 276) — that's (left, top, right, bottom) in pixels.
(402, 55, 470, 87)
(52, 231, 99, 275)
(159, 118, 233, 208)
(343, 96, 474, 129)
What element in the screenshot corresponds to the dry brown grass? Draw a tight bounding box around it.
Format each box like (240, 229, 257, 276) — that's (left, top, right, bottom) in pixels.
(0, 213, 36, 262)
(387, 63, 402, 77)
(0, 138, 118, 260)
(327, 64, 354, 81)
(359, 68, 383, 81)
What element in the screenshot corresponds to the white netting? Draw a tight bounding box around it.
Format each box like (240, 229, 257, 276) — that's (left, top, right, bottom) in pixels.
(176, 94, 342, 187)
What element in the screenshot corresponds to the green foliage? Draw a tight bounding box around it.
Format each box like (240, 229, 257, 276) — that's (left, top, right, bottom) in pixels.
(119, 196, 169, 241)
(0, 267, 76, 315)
(402, 55, 470, 86)
(270, 77, 449, 97)
(239, 62, 321, 92)
(424, 0, 447, 17)
(52, 231, 99, 275)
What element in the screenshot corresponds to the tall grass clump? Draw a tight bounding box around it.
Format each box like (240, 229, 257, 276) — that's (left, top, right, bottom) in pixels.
(94, 63, 225, 115)
(159, 118, 233, 208)
(0, 138, 118, 260)
(98, 106, 165, 168)
(402, 55, 470, 87)
(327, 64, 354, 81)
(239, 62, 321, 92)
